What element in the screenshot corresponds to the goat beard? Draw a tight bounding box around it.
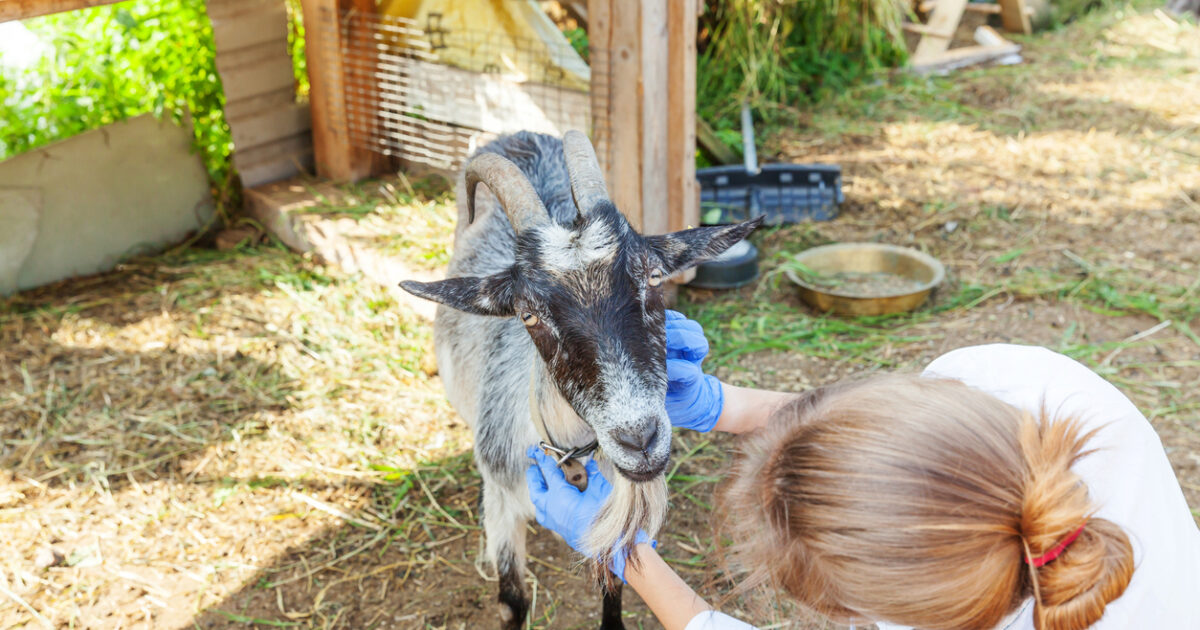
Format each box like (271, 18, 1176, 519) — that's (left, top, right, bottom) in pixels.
(584, 456, 669, 593)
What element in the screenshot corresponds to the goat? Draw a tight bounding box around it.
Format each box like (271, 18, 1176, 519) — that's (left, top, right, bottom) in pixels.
(400, 130, 761, 629)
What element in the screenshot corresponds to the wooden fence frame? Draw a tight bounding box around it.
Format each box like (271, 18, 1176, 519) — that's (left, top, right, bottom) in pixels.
(299, 0, 698, 236)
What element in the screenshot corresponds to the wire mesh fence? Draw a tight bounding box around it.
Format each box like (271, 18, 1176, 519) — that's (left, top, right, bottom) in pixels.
(309, 5, 608, 172)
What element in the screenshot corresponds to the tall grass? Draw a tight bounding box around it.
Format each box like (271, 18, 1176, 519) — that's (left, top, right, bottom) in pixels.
(698, 0, 909, 142)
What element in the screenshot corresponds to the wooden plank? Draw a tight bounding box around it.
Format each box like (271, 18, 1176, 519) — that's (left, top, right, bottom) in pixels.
(608, 0, 643, 229)
(587, 0, 612, 179)
(0, 0, 123, 22)
(219, 54, 296, 103)
(298, 0, 377, 181)
(919, 1, 1002, 14)
(667, 0, 698, 285)
(974, 24, 1010, 47)
(209, 2, 288, 52)
(912, 0, 968, 63)
(236, 136, 315, 188)
(234, 131, 313, 168)
(229, 102, 311, 149)
(903, 23, 955, 38)
(215, 40, 289, 74)
(205, 0, 282, 20)
(224, 87, 297, 121)
(999, 0, 1032, 34)
(667, 0, 697, 233)
(910, 42, 1021, 73)
(640, 0, 668, 236)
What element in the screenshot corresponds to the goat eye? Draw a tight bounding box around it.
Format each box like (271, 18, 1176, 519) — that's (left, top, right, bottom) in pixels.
(521, 312, 538, 326)
(648, 269, 664, 287)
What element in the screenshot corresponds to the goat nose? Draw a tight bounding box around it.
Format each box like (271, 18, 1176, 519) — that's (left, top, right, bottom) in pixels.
(613, 420, 658, 452)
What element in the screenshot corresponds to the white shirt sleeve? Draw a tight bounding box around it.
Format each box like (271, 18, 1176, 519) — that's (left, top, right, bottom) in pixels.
(683, 610, 759, 630)
(922, 344, 1200, 630)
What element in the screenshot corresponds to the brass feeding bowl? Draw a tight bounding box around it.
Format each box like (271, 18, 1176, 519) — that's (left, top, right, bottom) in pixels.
(783, 242, 945, 316)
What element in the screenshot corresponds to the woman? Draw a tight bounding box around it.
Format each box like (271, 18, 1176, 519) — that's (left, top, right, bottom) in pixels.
(525, 311, 1200, 629)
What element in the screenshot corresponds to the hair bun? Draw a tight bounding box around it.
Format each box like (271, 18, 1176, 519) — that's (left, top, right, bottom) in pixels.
(1018, 416, 1134, 630)
(1032, 518, 1133, 630)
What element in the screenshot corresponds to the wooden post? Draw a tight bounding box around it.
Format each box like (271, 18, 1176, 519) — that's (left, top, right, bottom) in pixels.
(999, 0, 1033, 35)
(667, 0, 699, 234)
(911, 0, 968, 64)
(588, 0, 696, 241)
(299, 0, 377, 181)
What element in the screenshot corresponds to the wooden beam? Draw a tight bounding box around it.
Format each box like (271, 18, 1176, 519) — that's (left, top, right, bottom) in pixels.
(912, 0, 968, 64)
(903, 23, 955, 38)
(0, 0, 122, 22)
(590, 0, 645, 229)
(641, 0, 668, 236)
(910, 42, 1021, 73)
(999, 0, 1032, 34)
(299, 0, 378, 181)
(919, 1, 1001, 14)
(667, 0, 698, 233)
(667, 0, 699, 285)
(918, 0, 1034, 15)
(587, 0, 612, 178)
(589, 0, 692, 242)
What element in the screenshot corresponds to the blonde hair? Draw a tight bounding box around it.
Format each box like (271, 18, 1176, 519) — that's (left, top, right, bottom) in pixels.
(718, 375, 1134, 630)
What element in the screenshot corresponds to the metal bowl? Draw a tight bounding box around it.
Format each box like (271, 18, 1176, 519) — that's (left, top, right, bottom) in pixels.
(783, 242, 945, 316)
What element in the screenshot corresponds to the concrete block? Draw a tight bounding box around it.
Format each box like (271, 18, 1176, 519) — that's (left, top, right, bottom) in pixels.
(0, 187, 40, 295)
(0, 114, 214, 293)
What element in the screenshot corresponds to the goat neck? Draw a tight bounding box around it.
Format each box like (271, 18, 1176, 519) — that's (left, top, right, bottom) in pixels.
(528, 356, 596, 456)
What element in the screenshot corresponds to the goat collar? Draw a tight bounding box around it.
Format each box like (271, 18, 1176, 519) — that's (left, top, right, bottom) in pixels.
(528, 356, 598, 492)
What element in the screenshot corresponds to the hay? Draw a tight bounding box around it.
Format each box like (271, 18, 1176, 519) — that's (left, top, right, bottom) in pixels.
(0, 182, 465, 628)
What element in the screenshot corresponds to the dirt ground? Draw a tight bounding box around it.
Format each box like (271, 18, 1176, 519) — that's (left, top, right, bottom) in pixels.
(2, 8, 1198, 630)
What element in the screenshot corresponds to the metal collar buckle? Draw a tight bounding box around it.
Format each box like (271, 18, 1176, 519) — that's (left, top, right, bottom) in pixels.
(538, 439, 599, 466)
(537, 440, 600, 491)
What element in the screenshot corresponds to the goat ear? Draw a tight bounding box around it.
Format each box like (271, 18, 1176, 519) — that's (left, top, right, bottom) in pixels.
(399, 271, 516, 317)
(646, 216, 765, 275)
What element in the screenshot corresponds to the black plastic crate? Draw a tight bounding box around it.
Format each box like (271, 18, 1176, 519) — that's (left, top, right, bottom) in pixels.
(697, 163, 843, 225)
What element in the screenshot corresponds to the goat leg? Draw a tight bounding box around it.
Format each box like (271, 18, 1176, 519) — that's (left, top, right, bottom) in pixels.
(497, 547, 528, 630)
(599, 578, 625, 630)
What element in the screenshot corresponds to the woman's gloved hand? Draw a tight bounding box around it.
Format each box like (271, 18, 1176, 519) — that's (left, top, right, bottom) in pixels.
(664, 310, 724, 432)
(525, 446, 653, 582)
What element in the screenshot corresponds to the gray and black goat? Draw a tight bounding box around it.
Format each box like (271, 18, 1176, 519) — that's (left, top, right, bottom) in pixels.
(400, 130, 761, 629)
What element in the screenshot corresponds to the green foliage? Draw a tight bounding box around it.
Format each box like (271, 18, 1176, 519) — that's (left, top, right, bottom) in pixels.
(697, 0, 910, 152)
(1041, 0, 1118, 28)
(563, 26, 590, 62)
(0, 0, 234, 201)
(286, 0, 310, 100)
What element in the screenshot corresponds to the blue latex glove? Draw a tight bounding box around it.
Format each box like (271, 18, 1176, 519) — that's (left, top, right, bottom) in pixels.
(664, 310, 724, 432)
(525, 446, 653, 582)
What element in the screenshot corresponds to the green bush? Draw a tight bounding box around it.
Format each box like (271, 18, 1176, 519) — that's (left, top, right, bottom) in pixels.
(0, 0, 234, 202)
(697, 0, 910, 149)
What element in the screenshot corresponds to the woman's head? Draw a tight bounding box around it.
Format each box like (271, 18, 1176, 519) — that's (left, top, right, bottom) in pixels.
(719, 375, 1133, 630)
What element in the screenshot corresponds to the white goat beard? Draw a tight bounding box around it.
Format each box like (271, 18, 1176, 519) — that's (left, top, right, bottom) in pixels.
(584, 457, 668, 583)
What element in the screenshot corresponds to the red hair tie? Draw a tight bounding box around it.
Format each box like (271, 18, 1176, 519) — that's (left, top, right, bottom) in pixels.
(1026, 522, 1087, 568)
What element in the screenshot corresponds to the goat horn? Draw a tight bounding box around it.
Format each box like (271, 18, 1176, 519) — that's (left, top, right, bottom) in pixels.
(464, 152, 549, 234)
(562, 130, 609, 215)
